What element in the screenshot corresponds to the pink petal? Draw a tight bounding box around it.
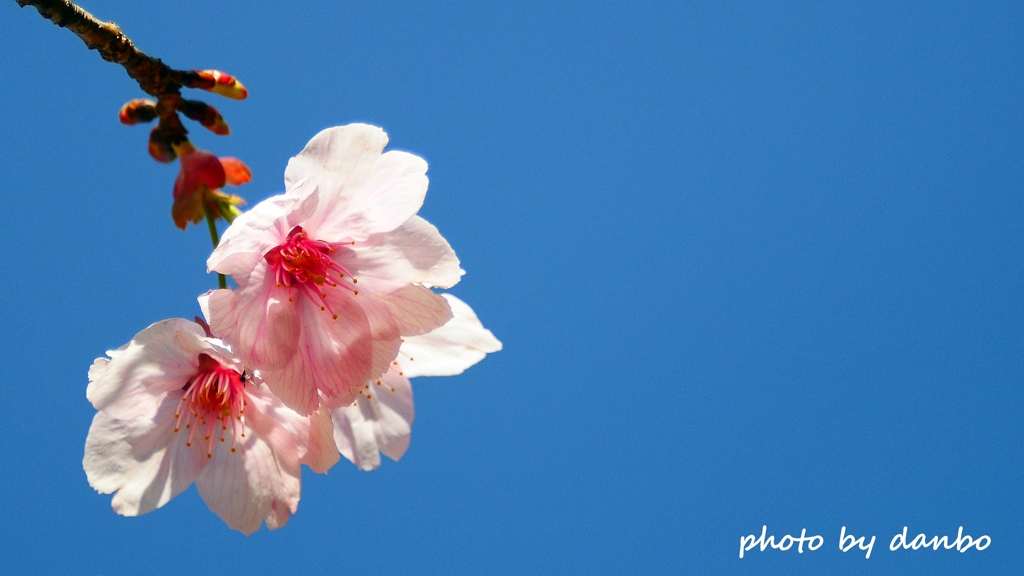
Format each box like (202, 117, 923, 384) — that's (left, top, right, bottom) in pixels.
(304, 403, 342, 474)
(340, 216, 464, 292)
(399, 294, 502, 378)
(260, 292, 375, 415)
(246, 386, 340, 474)
(356, 291, 404, 381)
(220, 157, 252, 186)
(194, 397, 301, 535)
(206, 269, 301, 374)
(380, 284, 453, 337)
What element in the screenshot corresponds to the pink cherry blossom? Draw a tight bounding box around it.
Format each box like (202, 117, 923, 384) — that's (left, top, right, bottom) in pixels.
(332, 294, 501, 471)
(83, 318, 338, 535)
(205, 124, 463, 416)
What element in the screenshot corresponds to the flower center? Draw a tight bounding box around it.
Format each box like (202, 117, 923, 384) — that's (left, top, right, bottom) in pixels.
(264, 226, 357, 319)
(175, 353, 247, 458)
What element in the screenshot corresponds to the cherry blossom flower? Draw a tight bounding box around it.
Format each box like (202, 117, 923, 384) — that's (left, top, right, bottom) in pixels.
(83, 318, 338, 535)
(205, 124, 463, 416)
(332, 294, 501, 471)
(171, 141, 251, 230)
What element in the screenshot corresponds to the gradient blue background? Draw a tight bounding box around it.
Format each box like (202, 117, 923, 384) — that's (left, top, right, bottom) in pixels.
(1, 1, 1021, 574)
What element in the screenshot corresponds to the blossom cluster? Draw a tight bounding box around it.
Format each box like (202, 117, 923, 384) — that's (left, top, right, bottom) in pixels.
(83, 124, 501, 534)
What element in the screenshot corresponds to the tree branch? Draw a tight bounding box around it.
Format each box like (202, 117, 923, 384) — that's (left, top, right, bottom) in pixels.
(16, 0, 247, 161)
(15, 0, 192, 96)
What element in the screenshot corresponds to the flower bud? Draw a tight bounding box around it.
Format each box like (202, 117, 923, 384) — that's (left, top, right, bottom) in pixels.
(170, 142, 251, 230)
(119, 99, 158, 125)
(185, 70, 248, 100)
(148, 127, 177, 163)
(178, 99, 230, 135)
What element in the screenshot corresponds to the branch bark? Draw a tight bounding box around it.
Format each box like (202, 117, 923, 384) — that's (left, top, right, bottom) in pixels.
(17, 0, 247, 162)
(14, 0, 196, 97)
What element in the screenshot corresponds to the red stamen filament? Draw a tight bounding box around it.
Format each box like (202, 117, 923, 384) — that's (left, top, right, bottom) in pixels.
(265, 226, 357, 318)
(175, 353, 246, 458)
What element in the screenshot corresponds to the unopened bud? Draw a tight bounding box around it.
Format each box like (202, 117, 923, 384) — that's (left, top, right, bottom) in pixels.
(148, 127, 177, 163)
(178, 99, 230, 135)
(185, 70, 248, 100)
(170, 144, 250, 229)
(119, 99, 158, 125)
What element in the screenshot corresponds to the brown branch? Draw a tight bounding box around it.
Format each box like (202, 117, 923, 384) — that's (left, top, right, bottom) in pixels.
(17, 0, 252, 232)
(16, 0, 247, 161)
(14, 0, 193, 96)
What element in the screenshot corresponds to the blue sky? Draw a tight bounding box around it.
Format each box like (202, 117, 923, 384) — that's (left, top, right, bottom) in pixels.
(0, 1, 1021, 574)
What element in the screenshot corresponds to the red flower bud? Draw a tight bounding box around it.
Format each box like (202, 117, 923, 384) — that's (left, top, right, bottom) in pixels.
(185, 70, 248, 100)
(148, 127, 177, 163)
(119, 99, 158, 125)
(170, 142, 251, 230)
(178, 99, 230, 135)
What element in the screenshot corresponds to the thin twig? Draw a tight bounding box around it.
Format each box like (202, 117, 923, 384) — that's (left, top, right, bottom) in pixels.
(14, 0, 196, 97)
(204, 205, 228, 290)
(18, 0, 250, 233)
(16, 0, 246, 154)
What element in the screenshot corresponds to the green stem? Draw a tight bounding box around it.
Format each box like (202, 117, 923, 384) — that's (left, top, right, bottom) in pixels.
(204, 205, 227, 290)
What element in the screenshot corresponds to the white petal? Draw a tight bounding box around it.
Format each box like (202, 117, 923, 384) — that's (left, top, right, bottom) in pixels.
(400, 294, 502, 378)
(208, 194, 296, 279)
(311, 151, 428, 241)
(341, 216, 464, 291)
(197, 291, 213, 325)
(331, 369, 413, 471)
(285, 124, 389, 193)
(86, 319, 207, 421)
(84, 397, 207, 517)
(286, 124, 429, 241)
